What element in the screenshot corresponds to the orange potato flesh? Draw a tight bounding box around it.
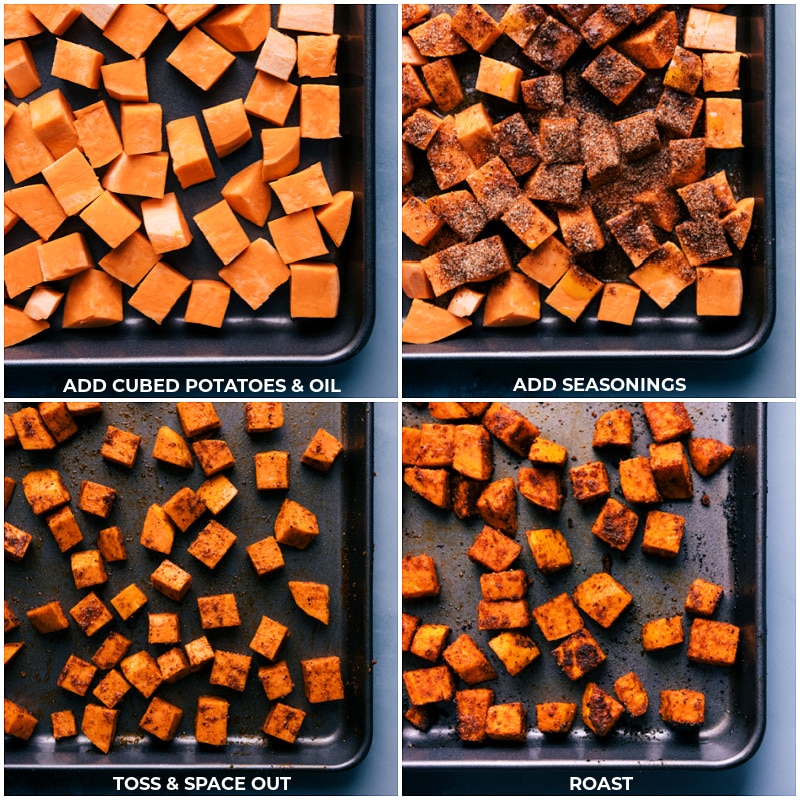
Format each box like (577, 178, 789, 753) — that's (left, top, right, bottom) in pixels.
(402, 299, 471, 344)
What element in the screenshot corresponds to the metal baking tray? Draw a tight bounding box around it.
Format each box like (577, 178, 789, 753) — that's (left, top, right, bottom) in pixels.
(4, 5, 375, 366)
(402, 402, 765, 768)
(402, 5, 775, 360)
(4, 401, 372, 770)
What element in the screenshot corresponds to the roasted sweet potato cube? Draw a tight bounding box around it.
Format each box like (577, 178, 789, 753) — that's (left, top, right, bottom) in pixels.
(402, 613, 421, 652)
(452, 475, 486, 520)
(195, 696, 228, 745)
(536, 702, 577, 734)
(614, 671, 648, 717)
(655, 88, 703, 138)
(27, 600, 69, 634)
(467, 525, 522, 572)
(592, 498, 639, 551)
(685, 578, 724, 616)
(100, 425, 141, 468)
(402, 427, 422, 465)
(641, 615, 684, 651)
(573, 573, 632, 628)
(93, 668, 131, 709)
(533, 593, 583, 641)
(524, 16, 581, 72)
(405, 704, 435, 731)
(45, 506, 83, 552)
(288, 581, 330, 625)
(198, 593, 240, 630)
(569, 461, 611, 504)
(489, 632, 540, 677)
(150, 559, 192, 601)
(478, 599, 530, 630)
(58, 653, 98, 696)
(111, 583, 148, 621)
(71, 550, 108, 589)
(582, 682, 624, 736)
(643, 402, 694, 443)
(553, 629, 606, 680)
(300, 428, 343, 472)
(649, 442, 693, 500)
(527, 437, 567, 468)
(403, 665, 455, 705)
(196, 474, 238, 515)
(403, 466, 451, 509)
(70, 592, 113, 636)
(687, 618, 739, 666)
(486, 702, 526, 742)
(476, 477, 517, 534)
(5, 644, 24, 666)
(416, 423, 455, 467)
(301, 655, 345, 703)
(163, 486, 206, 533)
(5, 601, 19, 633)
(618, 9, 678, 68)
(263, 702, 306, 744)
(258, 661, 294, 700)
(152, 426, 193, 468)
(4, 476, 16, 509)
(210, 650, 251, 692)
(687, 437, 734, 477)
(408, 13, 468, 58)
(456, 688, 494, 742)
(619, 456, 662, 504)
(252, 451, 289, 492)
(443, 633, 497, 685)
(23, 468, 70, 515)
(410, 623, 450, 662)
(140, 696, 183, 741)
(452, 425, 492, 481)
(402, 64, 433, 117)
(92, 632, 132, 670)
(480, 569, 528, 601)
(51, 709, 77, 740)
(245, 536, 284, 577)
(4, 522, 32, 562)
(642, 510, 685, 558)
(192, 439, 235, 477)
(274, 498, 319, 549)
(518, 466, 563, 512)
(525, 528, 572, 575)
(81, 704, 118, 753)
(185, 636, 215, 671)
(157, 647, 191, 683)
(176, 402, 220, 437)
(77, 480, 117, 519)
(5, 698, 38, 740)
(10, 407, 56, 450)
(148, 612, 180, 645)
(38, 402, 77, 443)
(402, 553, 441, 599)
(659, 689, 705, 727)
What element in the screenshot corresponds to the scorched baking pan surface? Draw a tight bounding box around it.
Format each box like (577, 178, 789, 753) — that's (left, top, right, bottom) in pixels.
(4, 402, 372, 770)
(401, 5, 774, 360)
(4, 5, 374, 366)
(402, 402, 765, 768)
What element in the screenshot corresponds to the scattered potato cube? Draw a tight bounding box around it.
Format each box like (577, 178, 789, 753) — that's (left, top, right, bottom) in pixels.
(301, 655, 345, 703)
(702, 52, 740, 92)
(26, 600, 69, 634)
(254, 451, 290, 491)
(258, 661, 294, 701)
(111, 583, 148, 621)
(198, 593, 240, 630)
(687, 618, 739, 666)
(476, 54, 521, 103)
(246, 536, 285, 577)
(120, 651, 163, 699)
(81, 704, 118, 753)
(97, 525, 127, 562)
(695, 267, 743, 317)
(70, 592, 113, 636)
(649, 442, 693, 500)
(4, 521, 32, 562)
(524, 16, 581, 72)
(403, 665, 455, 706)
(443, 633, 497, 685)
(71, 550, 108, 590)
(533, 593, 584, 641)
(140, 504, 175, 554)
(157, 647, 191, 683)
(518, 466, 563, 512)
(300, 428, 344, 472)
(92, 632, 132, 670)
(100, 425, 141, 468)
(474, 476, 515, 534)
(92, 668, 131, 709)
(477, 599, 530, 630)
(46, 506, 83, 552)
(402, 553, 441, 599)
(148, 612, 180, 645)
(163, 486, 206, 532)
(176, 402, 221, 438)
(552, 629, 606, 680)
(263, 702, 306, 744)
(684, 8, 736, 52)
(659, 689, 705, 727)
(546, 265, 603, 320)
(467, 525, 522, 572)
(402, 613, 421, 652)
(151, 426, 194, 468)
(410, 623, 450, 662)
(619, 456, 662, 504)
(582, 682, 624, 736)
(403, 466, 451, 509)
(5, 698, 38, 740)
(573, 573, 632, 628)
(569, 461, 611, 504)
(38, 402, 77, 443)
(140, 696, 183, 741)
(479, 569, 528, 601)
(23, 468, 70, 515)
(288, 581, 330, 625)
(274, 498, 319, 549)
(150, 559, 192, 601)
(641, 615, 684, 651)
(185, 636, 215, 672)
(664, 45, 703, 95)
(244, 402, 283, 433)
(195, 696, 228, 746)
(57, 653, 98, 696)
(456, 688, 494, 743)
(614, 671, 649, 717)
(192, 439, 235, 477)
(10, 408, 56, 450)
(525, 528, 572, 575)
(527, 437, 567, 468)
(196, 474, 238, 515)
(592, 409, 633, 449)
(642, 510, 685, 558)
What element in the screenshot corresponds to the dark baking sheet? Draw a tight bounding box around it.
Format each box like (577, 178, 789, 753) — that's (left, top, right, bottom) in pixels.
(4, 401, 372, 770)
(4, 5, 375, 366)
(402, 402, 765, 768)
(402, 5, 775, 360)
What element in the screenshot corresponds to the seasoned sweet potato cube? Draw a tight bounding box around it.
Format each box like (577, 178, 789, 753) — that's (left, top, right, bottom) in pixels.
(429, 402, 474, 420)
(685, 578, 724, 616)
(5, 601, 19, 633)
(499, 4, 546, 48)
(150, 559, 192, 601)
(501, 197, 557, 252)
(37, 402, 77, 443)
(480, 569, 528, 601)
(254, 451, 289, 491)
(618, 455, 661, 505)
(416, 423, 455, 468)
(263, 702, 306, 744)
(27, 600, 69, 634)
(198, 593, 240, 630)
(4, 522, 32, 562)
(51, 709, 77, 740)
(288, 581, 330, 625)
(100, 425, 140, 469)
(521, 73, 564, 111)
(246, 536, 284, 577)
(643, 402, 694, 443)
(192, 439, 235, 477)
(196, 474, 238, 515)
(188, 520, 236, 570)
(489, 631, 540, 677)
(77, 480, 117, 519)
(71, 550, 108, 589)
(518, 466, 563, 512)
(5, 698, 38, 741)
(456, 688, 494, 742)
(185, 636, 215, 672)
(210, 650, 251, 692)
(58, 653, 98, 696)
(195, 696, 228, 746)
(467, 525, 522, 572)
(443, 633, 497, 685)
(642, 510, 685, 558)
(486, 702, 526, 742)
(148, 612, 180, 645)
(721, 198, 754, 250)
(403, 108, 444, 152)
(591, 498, 638, 551)
(478, 599, 530, 630)
(274, 498, 319, 549)
(668, 138, 706, 188)
(140, 504, 175, 555)
(402, 553, 441, 599)
(630, 243, 696, 309)
(70, 592, 113, 636)
(452, 4, 501, 52)
(403, 665, 455, 706)
(258, 661, 294, 701)
(536, 702, 577, 734)
(582, 682, 624, 736)
(649, 442, 693, 500)
(403, 466, 451, 509)
(606, 206, 660, 267)
(300, 428, 343, 472)
(525, 528, 572, 575)
(538, 116, 580, 165)
(151, 426, 193, 469)
(176, 402, 220, 438)
(111, 583, 148, 621)
(140, 696, 183, 742)
(451, 425, 492, 481)
(402, 613, 421, 652)
(467, 157, 522, 221)
(687, 618, 739, 666)
(618, 9, 678, 68)
(524, 16, 581, 72)
(408, 13, 468, 58)
(579, 5, 633, 49)
(157, 648, 191, 684)
(659, 689, 705, 727)
(574, 573, 632, 628)
(582, 47, 644, 106)
(301, 655, 345, 703)
(687, 438, 735, 478)
(655, 88, 703, 138)
(162, 487, 206, 533)
(524, 162, 584, 207)
(93, 668, 131, 709)
(410, 623, 450, 662)
(569, 461, 611, 504)
(476, 477, 517, 534)
(642, 615, 684, 651)
(426, 191, 487, 243)
(12, 409, 56, 451)
(422, 58, 464, 113)
(425, 115, 477, 191)
(527, 437, 567, 468)
(553, 629, 605, 681)
(402, 64, 433, 117)
(244, 402, 283, 433)
(81, 704, 118, 753)
(92, 632, 132, 670)
(493, 112, 539, 177)
(664, 46, 703, 96)
(533, 593, 583, 641)
(614, 671, 648, 717)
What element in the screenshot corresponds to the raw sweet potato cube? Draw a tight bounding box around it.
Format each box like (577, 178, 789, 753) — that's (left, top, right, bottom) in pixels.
(539, 116, 580, 164)
(274, 498, 319, 549)
(188, 520, 236, 569)
(71, 550, 108, 589)
(23, 468, 70, 515)
(597, 283, 641, 326)
(687, 618, 739, 666)
(200, 4, 270, 51)
(268, 209, 328, 264)
(289, 262, 340, 319)
(57, 653, 98, 696)
(659, 689, 705, 727)
(684, 8, 736, 51)
(705, 97, 743, 149)
(402, 553, 441, 599)
(195, 696, 228, 745)
(120, 650, 163, 698)
(166, 26, 234, 90)
(536, 702, 577, 734)
(246, 536, 285, 577)
(702, 52, 741, 92)
(193, 199, 249, 265)
(4, 40, 42, 99)
(456, 688, 494, 742)
(499, 4, 546, 48)
(166, 117, 215, 190)
(81, 704, 118, 753)
(493, 112, 539, 176)
(401, 298, 472, 344)
(4, 102, 55, 184)
(410, 623, 450, 662)
(102, 4, 166, 57)
(37, 232, 94, 283)
(569, 461, 610, 504)
(403, 665, 455, 706)
(51, 709, 77, 739)
(552, 629, 606, 680)
(192, 439, 235, 477)
(533, 593, 583, 641)
(582, 682, 624, 736)
(618, 9, 678, 68)
(221, 162, 271, 227)
(606, 206, 660, 267)
(408, 14, 468, 57)
(100, 425, 141, 469)
(454, 102, 496, 166)
(443, 633, 497, 685)
(28, 88, 79, 159)
(641, 615, 684, 651)
(402, 197, 444, 246)
(51, 38, 104, 89)
(301, 655, 345, 703)
(148, 612, 180, 645)
(26, 600, 69, 634)
(619, 456, 662, 504)
(722, 198, 754, 250)
(422, 57, 464, 113)
(403, 466, 451, 509)
(668, 138, 706, 188)
(299, 84, 339, 138)
(140, 504, 175, 554)
(630, 243, 696, 309)
(448, 286, 486, 317)
(501, 197, 556, 252)
(198, 594, 240, 629)
(685, 578, 724, 617)
(100, 58, 148, 102)
(93, 668, 131, 709)
(521, 73, 564, 111)
(259, 661, 295, 700)
(97, 231, 158, 287)
(573, 573, 632, 628)
(525, 528, 572, 575)
(591, 498, 639, 551)
(468, 157, 523, 221)
(524, 16, 581, 71)
(256, 27, 297, 81)
(518, 466, 563, 512)
(649, 442, 693, 499)
(297, 34, 339, 78)
(150, 559, 192, 601)
(111, 583, 148, 621)
(556, 209, 605, 257)
(580, 5, 633, 49)
(103, 152, 169, 199)
(42, 148, 102, 216)
(92, 632, 133, 670)
(5, 239, 45, 300)
(517, 236, 572, 289)
(76, 190, 139, 250)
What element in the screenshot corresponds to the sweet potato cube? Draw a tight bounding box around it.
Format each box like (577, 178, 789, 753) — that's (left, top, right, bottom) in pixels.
(402, 613, 421, 651)
(166, 26, 234, 90)
(452, 4, 501, 52)
(42, 503, 83, 552)
(659, 689, 705, 727)
(655, 88, 703, 138)
(193, 200, 249, 265)
(77, 191, 139, 252)
(668, 138, 706, 188)
(525, 528, 572, 575)
(121, 651, 163, 698)
(630, 243, 696, 309)
(489, 631, 540, 677)
(467, 525, 522, 572)
(597, 283, 641, 326)
(402, 196, 444, 246)
(200, 4, 270, 51)
(76, 480, 116, 520)
(688, 437, 734, 477)
(524, 16, 581, 71)
(100, 425, 141, 469)
(402, 299, 472, 344)
(618, 10, 678, 68)
(198, 594, 240, 630)
(443, 633, 497, 685)
(450, 425, 492, 481)
(186, 278, 233, 332)
(92, 632, 132, 670)
(592, 498, 639, 551)
(58, 653, 98, 696)
(5, 239, 45, 301)
(166, 117, 215, 190)
(687, 618, 739, 666)
(410, 623, 450, 662)
(582, 47, 644, 105)
(288, 581, 330, 625)
(409, 14, 468, 57)
(4, 40, 42, 99)
(402, 553, 441, 599)
(643, 402, 694, 443)
(256, 27, 297, 81)
(614, 671, 649, 717)
(259, 661, 294, 700)
(722, 197, 754, 251)
(246, 536, 285, 577)
(619, 456, 662, 504)
(111, 583, 148, 621)
(301, 655, 344, 703)
(274, 498, 319, 549)
(582, 683, 624, 736)
(642, 615, 684, 651)
(474, 477, 516, 534)
(453, 102, 495, 166)
(580, 5, 633, 49)
(468, 157, 522, 221)
(685, 578, 724, 617)
(185, 636, 215, 672)
(195, 696, 228, 745)
(51, 37, 104, 90)
(140, 504, 175, 554)
(221, 161, 271, 227)
(4, 522, 32, 562)
(188, 520, 236, 569)
(28, 88, 79, 159)
(148, 612, 180, 645)
(425, 115, 477, 190)
(23, 468, 70, 515)
(402, 64, 432, 117)
(42, 148, 102, 216)
(176, 402, 220, 438)
(5, 698, 38, 740)
(244, 402, 283, 433)
(4, 102, 55, 184)
(100, 58, 148, 102)
(97, 231, 158, 287)
(483, 403, 538, 455)
(93, 668, 131, 709)
(416, 423, 454, 468)
(299, 428, 343, 473)
(518, 466, 563, 512)
(26, 600, 69, 634)
(536, 702, 577, 734)
(486, 702, 526, 742)
(150, 559, 192, 601)
(403, 466, 451, 509)
(192, 439, 235, 477)
(426, 191, 487, 243)
(403, 665, 455, 705)
(501, 197, 556, 252)
(533, 593, 583, 642)
(102, 3, 166, 57)
(573, 573, 632, 628)
(456, 688, 494, 742)
(684, 8, 736, 51)
(569, 461, 611, 504)
(498, 4, 546, 48)
(422, 57, 464, 113)
(422, 236, 511, 296)
(297, 34, 339, 78)
(140, 696, 183, 742)
(553, 629, 606, 681)
(263, 702, 306, 744)
(606, 206, 660, 267)
(152, 426, 193, 469)
(4, 601, 19, 633)
(649, 442, 693, 500)
(705, 97, 742, 149)
(702, 52, 741, 92)
(51, 709, 77, 740)
(664, 45, 703, 95)
(71, 550, 108, 590)
(196, 475, 238, 515)
(556, 210, 605, 258)
(103, 152, 170, 199)
(4, 476, 15, 508)
(299, 84, 339, 138)
(478, 599, 530, 630)
(517, 236, 571, 289)
(70, 592, 113, 636)
(269, 209, 328, 264)
(37, 232, 94, 283)
(81, 704, 118, 752)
